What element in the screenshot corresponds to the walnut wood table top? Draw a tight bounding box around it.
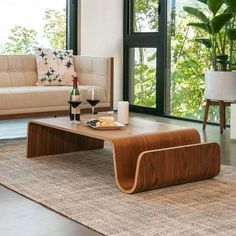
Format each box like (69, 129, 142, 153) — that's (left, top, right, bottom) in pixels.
(28, 115, 189, 140)
(27, 115, 220, 194)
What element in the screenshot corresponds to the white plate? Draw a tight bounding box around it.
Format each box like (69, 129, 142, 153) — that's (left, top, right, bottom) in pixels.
(88, 121, 125, 130)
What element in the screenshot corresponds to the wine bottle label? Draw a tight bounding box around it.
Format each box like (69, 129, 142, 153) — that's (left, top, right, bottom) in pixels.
(71, 95, 80, 101)
(71, 107, 80, 114)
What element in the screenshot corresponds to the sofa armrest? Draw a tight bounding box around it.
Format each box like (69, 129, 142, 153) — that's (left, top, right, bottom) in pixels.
(73, 56, 113, 109)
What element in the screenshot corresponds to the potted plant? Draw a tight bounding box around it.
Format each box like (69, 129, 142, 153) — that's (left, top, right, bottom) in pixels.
(183, 0, 236, 101)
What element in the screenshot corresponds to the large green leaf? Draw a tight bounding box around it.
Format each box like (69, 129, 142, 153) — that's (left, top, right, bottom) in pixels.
(188, 23, 212, 34)
(226, 28, 236, 40)
(211, 13, 233, 34)
(225, 0, 236, 14)
(183, 7, 209, 24)
(207, 0, 224, 16)
(195, 38, 212, 48)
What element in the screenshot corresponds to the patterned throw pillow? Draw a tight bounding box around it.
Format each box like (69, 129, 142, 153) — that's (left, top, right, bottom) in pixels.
(35, 47, 76, 86)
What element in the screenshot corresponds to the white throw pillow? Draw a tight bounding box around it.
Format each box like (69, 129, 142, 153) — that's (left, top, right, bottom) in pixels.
(35, 47, 76, 86)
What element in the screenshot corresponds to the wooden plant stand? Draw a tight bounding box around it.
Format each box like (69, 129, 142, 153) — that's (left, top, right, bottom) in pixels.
(203, 99, 232, 134)
(27, 116, 220, 194)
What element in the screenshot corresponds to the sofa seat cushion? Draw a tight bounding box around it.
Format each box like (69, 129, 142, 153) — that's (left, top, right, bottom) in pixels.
(0, 85, 106, 110)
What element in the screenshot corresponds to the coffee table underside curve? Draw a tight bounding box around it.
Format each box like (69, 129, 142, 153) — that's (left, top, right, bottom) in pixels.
(27, 122, 220, 194)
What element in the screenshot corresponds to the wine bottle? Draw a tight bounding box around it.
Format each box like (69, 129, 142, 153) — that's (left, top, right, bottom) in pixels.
(69, 77, 81, 121)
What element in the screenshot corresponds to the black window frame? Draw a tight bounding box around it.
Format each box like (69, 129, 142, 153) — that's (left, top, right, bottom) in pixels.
(123, 0, 167, 115)
(66, 0, 78, 54)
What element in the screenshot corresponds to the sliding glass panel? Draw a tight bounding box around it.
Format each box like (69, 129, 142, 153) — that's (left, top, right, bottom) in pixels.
(166, 0, 230, 123)
(133, 0, 159, 32)
(0, 0, 66, 55)
(129, 47, 157, 107)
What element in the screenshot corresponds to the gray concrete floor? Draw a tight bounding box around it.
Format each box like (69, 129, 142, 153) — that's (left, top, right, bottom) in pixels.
(0, 186, 101, 236)
(0, 113, 235, 236)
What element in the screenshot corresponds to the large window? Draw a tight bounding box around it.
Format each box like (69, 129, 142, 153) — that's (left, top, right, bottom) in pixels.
(124, 0, 229, 123)
(0, 0, 77, 55)
(166, 0, 230, 123)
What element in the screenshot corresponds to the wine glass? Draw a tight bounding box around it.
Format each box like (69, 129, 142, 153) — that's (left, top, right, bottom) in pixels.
(68, 96, 82, 124)
(86, 87, 100, 118)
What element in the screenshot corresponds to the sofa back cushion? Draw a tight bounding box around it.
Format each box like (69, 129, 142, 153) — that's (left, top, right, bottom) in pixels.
(0, 55, 37, 87)
(73, 56, 108, 88)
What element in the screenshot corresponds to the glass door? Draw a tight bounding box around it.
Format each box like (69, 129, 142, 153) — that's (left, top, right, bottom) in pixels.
(124, 0, 165, 115)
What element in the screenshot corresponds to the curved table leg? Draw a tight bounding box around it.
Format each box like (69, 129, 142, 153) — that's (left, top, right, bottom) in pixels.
(111, 129, 220, 194)
(133, 142, 220, 193)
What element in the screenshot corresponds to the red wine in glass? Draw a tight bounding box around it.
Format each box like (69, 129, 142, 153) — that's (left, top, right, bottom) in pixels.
(68, 100, 82, 123)
(86, 99, 100, 116)
(86, 99, 100, 107)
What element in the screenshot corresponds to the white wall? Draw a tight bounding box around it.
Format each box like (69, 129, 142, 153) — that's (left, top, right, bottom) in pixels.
(79, 0, 123, 109)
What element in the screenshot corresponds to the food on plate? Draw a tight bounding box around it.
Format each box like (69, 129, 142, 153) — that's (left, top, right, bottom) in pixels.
(86, 118, 117, 127)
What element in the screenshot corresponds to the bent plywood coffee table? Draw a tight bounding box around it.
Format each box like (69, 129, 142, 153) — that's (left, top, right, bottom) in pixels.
(27, 116, 220, 194)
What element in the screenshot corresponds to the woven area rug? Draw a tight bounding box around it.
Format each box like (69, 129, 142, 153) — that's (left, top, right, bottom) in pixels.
(0, 139, 236, 236)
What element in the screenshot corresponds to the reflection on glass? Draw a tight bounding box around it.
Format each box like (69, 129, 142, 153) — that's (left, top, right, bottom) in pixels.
(129, 48, 157, 107)
(133, 0, 159, 32)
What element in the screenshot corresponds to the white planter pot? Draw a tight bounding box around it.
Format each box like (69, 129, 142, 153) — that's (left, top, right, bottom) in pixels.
(205, 71, 236, 101)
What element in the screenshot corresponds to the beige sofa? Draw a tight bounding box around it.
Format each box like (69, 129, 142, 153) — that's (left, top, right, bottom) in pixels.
(0, 55, 113, 119)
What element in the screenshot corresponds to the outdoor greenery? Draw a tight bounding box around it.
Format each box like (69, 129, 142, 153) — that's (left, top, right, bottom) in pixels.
(0, 8, 66, 55)
(184, 0, 236, 71)
(43, 8, 66, 50)
(170, 5, 210, 120)
(0, 25, 38, 55)
(171, 2, 230, 122)
(132, 0, 230, 123)
(133, 48, 156, 107)
(133, 0, 158, 32)
(132, 0, 158, 107)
